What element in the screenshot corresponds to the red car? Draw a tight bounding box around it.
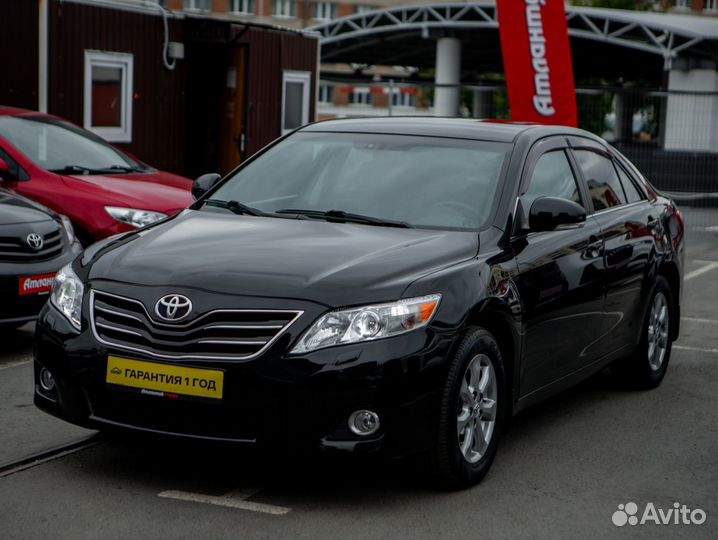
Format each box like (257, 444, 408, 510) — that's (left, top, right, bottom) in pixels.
(0, 106, 193, 245)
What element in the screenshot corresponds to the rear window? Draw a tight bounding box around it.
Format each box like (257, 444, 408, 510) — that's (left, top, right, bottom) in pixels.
(573, 149, 626, 211)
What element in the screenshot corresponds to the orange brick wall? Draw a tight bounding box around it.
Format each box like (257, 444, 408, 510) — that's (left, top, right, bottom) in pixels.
(212, 0, 229, 13)
(337, 3, 354, 17)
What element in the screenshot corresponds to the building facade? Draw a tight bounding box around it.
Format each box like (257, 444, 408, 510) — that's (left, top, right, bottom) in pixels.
(1, 0, 319, 177)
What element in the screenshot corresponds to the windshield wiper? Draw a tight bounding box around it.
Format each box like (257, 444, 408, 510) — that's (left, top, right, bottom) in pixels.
(275, 209, 412, 228)
(50, 164, 143, 175)
(105, 165, 145, 173)
(204, 199, 265, 217)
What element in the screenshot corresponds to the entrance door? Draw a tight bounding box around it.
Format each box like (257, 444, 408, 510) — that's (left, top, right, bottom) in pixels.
(219, 46, 247, 175)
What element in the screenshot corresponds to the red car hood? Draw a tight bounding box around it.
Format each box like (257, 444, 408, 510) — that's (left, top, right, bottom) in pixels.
(61, 171, 193, 213)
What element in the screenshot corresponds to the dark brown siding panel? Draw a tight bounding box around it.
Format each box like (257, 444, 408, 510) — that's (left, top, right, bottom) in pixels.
(47, 0, 187, 174)
(240, 28, 318, 156)
(0, 0, 39, 109)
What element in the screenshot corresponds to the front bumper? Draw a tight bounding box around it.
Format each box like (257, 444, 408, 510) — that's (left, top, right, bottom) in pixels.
(34, 302, 457, 456)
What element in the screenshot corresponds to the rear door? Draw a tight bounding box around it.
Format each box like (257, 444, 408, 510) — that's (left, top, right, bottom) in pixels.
(568, 137, 657, 357)
(513, 137, 607, 396)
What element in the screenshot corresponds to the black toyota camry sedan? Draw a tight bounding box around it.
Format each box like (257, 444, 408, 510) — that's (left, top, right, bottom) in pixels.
(0, 186, 81, 330)
(34, 118, 684, 488)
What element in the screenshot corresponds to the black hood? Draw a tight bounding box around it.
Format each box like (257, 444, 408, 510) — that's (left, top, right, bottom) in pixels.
(87, 210, 480, 307)
(0, 188, 55, 226)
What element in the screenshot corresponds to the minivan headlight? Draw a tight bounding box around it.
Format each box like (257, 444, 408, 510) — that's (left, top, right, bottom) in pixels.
(58, 214, 76, 244)
(105, 206, 167, 228)
(50, 264, 84, 330)
(290, 294, 441, 354)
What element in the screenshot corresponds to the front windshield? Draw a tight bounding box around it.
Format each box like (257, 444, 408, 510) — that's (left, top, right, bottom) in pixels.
(207, 132, 510, 231)
(0, 116, 142, 173)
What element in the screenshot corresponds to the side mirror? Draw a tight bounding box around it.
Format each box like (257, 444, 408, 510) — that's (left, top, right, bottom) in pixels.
(529, 196, 586, 232)
(192, 173, 222, 200)
(0, 158, 11, 181)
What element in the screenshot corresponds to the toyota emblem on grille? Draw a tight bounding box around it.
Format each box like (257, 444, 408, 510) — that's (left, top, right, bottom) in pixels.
(155, 294, 192, 321)
(26, 233, 44, 251)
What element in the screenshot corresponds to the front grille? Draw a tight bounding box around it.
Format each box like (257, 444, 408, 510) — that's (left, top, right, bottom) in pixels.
(0, 229, 63, 262)
(90, 290, 303, 360)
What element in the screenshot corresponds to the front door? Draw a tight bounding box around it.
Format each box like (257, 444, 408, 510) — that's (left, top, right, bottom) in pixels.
(513, 142, 607, 396)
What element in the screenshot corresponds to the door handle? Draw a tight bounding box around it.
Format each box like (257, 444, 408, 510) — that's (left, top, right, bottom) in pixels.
(584, 235, 603, 259)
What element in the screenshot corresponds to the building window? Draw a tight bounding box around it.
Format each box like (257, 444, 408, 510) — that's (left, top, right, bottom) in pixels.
(390, 89, 416, 108)
(349, 87, 372, 106)
(355, 5, 375, 14)
(272, 0, 296, 18)
(231, 0, 255, 14)
(318, 83, 334, 104)
(282, 71, 311, 134)
(83, 51, 133, 143)
(313, 1, 337, 20)
(705, 0, 717, 10)
(674, 0, 691, 8)
(184, 0, 211, 12)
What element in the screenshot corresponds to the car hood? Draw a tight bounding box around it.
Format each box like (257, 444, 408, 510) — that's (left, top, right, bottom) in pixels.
(0, 187, 54, 225)
(87, 210, 480, 307)
(61, 171, 193, 213)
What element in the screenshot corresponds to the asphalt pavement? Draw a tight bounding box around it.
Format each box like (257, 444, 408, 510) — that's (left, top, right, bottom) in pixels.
(0, 212, 716, 540)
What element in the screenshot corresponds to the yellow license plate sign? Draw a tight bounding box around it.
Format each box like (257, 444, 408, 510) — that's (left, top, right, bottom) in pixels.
(106, 356, 224, 400)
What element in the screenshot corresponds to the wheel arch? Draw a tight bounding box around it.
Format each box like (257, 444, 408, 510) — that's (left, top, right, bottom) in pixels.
(465, 300, 520, 414)
(658, 259, 681, 340)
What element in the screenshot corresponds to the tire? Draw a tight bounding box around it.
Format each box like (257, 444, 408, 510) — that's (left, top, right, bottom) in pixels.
(612, 276, 674, 389)
(429, 327, 506, 490)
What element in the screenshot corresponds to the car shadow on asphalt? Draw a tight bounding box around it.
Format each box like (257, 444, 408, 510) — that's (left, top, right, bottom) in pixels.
(0, 323, 35, 361)
(64, 367, 635, 508)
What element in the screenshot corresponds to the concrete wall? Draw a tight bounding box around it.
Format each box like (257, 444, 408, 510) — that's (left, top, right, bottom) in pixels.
(664, 69, 718, 153)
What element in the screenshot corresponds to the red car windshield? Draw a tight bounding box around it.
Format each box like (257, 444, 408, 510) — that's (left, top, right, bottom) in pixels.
(0, 116, 144, 174)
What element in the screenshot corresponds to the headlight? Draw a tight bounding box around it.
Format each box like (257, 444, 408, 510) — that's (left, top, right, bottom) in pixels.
(105, 206, 167, 228)
(58, 214, 76, 244)
(290, 294, 441, 354)
(50, 264, 84, 330)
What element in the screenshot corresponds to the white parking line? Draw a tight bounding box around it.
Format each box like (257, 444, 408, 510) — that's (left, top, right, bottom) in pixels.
(674, 345, 718, 354)
(0, 360, 31, 371)
(681, 317, 718, 325)
(684, 261, 718, 281)
(158, 489, 291, 515)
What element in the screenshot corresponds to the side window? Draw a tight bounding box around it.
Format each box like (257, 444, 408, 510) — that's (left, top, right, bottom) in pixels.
(615, 161, 643, 203)
(573, 149, 626, 211)
(0, 146, 29, 181)
(522, 150, 582, 211)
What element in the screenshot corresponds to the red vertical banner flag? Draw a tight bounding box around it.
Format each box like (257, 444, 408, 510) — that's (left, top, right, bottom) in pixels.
(497, 0, 578, 126)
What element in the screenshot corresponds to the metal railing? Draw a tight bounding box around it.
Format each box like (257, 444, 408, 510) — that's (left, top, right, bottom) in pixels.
(317, 79, 718, 227)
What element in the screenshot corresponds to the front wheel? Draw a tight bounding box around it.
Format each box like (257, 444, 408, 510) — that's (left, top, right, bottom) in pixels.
(429, 327, 506, 490)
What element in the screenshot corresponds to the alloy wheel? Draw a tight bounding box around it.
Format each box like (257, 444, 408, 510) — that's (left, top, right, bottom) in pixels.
(647, 291, 669, 371)
(457, 353, 498, 464)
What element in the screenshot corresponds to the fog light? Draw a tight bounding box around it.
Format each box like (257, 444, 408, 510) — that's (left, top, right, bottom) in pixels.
(348, 409, 380, 436)
(39, 368, 55, 392)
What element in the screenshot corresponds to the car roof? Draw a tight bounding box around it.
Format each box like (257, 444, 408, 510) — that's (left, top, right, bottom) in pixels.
(301, 117, 602, 144)
(0, 105, 41, 117)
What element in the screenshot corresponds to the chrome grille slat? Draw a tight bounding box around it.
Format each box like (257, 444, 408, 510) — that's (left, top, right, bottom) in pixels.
(96, 322, 142, 337)
(203, 324, 284, 330)
(90, 290, 303, 360)
(0, 227, 63, 262)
